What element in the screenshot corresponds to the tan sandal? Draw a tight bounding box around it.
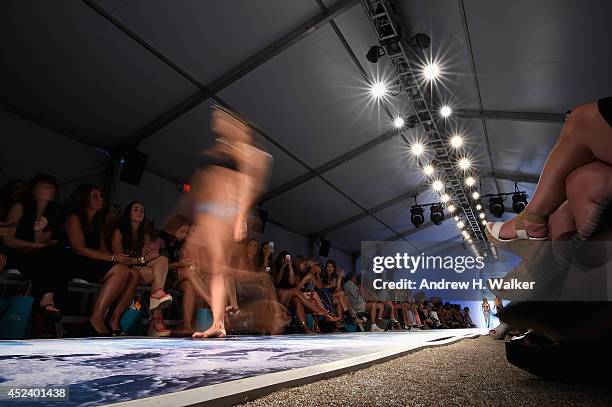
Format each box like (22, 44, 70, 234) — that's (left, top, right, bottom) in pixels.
(486, 211, 548, 260)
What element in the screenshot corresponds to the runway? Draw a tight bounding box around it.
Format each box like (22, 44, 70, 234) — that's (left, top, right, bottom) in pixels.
(0, 329, 485, 406)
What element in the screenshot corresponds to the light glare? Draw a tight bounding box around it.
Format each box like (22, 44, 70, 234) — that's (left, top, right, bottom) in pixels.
(465, 176, 476, 186)
(370, 81, 387, 98)
(450, 134, 463, 149)
(411, 143, 424, 156)
(440, 105, 452, 118)
(432, 180, 443, 191)
(394, 116, 405, 128)
(423, 63, 440, 81)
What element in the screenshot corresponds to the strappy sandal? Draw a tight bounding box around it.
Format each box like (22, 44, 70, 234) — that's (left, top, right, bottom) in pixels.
(149, 288, 172, 311)
(148, 316, 171, 337)
(486, 210, 549, 260)
(316, 309, 341, 322)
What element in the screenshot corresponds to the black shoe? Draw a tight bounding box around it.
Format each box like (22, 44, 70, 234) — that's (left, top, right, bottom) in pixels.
(111, 329, 128, 337)
(83, 320, 111, 337)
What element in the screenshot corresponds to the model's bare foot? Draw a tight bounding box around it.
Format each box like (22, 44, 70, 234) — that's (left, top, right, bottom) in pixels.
(192, 324, 226, 338)
(487, 218, 548, 240)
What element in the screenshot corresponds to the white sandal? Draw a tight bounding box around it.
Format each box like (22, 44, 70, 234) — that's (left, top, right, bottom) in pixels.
(486, 211, 549, 260)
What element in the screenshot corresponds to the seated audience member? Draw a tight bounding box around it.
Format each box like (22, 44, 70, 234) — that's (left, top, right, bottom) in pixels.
(156, 215, 194, 335)
(94, 203, 121, 252)
(0, 179, 26, 222)
(110, 201, 172, 336)
(343, 273, 381, 332)
(463, 307, 476, 328)
(2, 174, 65, 321)
(257, 241, 274, 273)
(295, 258, 341, 328)
(360, 280, 385, 331)
(274, 251, 340, 333)
(63, 184, 136, 336)
(317, 260, 362, 328)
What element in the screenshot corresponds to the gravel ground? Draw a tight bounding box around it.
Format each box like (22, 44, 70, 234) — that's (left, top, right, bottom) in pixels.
(238, 336, 611, 407)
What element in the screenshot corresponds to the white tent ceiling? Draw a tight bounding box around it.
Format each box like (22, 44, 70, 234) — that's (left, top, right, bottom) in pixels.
(2, 0, 611, 253)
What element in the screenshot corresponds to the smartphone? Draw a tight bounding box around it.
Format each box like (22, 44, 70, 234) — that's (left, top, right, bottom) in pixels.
(285, 254, 291, 261)
(269, 241, 274, 252)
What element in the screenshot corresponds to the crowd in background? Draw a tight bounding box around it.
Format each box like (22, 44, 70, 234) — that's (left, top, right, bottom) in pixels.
(0, 174, 477, 338)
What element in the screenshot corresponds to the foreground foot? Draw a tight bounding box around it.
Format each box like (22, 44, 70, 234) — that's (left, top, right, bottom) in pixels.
(192, 323, 226, 338)
(487, 217, 548, 240)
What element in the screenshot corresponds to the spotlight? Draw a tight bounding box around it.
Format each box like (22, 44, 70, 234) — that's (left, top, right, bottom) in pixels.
(512, 192, 528, 213)
(366, 46, 385, 63)
(472, 191, 480, 200)
(440, 105, 452, 118)
(489, 195, 505, 218)
(482, 220, 487, 225)
(465, 176, 476, 186)
(430, 204, 445, 225)
(458, 158, 472, 170)
(476, 204, 482, 210)
(370, 81, 387, 98)
(454, 216, 460, 221)
(410, 206, 425, 228)
(447, 204, 456, 213)
(457, 221, 464, 229)
(409, 33, 431, 50)
(394, 116, 405, 128)
(440, 193, 450, 203)
(423, 63, 440, 81)
(432, 180, 443, 191)
(423, 164, 434, 176)
(462, 230, 468, 236)
(479, 212, 486, 219)
(450, 134, 463, 149)
(411, 143, 424, 156)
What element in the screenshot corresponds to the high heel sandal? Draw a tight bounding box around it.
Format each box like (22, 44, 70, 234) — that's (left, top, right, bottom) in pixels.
(148, 316, 171, 337)
(316, 309, 341, 322)
(486, 210, 549, 260)
(149, 288, 172, 311)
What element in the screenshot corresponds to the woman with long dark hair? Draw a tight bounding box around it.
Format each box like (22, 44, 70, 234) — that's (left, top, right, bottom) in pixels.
(63, 184, 135, 336)
(2, 174, 64, 321)
(110, 201, 172, 336)
(317, 259, 362, 328)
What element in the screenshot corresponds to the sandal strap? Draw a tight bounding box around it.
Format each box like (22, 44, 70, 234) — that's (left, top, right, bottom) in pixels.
(515, 211, 548, 237)
(151, 288, 166, 295)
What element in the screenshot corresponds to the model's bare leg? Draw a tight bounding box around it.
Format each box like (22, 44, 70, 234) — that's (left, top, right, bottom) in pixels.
(493, 102, 612, 239)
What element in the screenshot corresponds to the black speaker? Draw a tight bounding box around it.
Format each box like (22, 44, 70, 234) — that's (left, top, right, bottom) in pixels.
(318, 238, 331, 257)
(119, 149, 148, 185)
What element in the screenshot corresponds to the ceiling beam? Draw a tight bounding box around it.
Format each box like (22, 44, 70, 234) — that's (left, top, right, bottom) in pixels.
(261, 127, 400, 202)
(82, 0, 361, 146)
(454, 109, 566, 124)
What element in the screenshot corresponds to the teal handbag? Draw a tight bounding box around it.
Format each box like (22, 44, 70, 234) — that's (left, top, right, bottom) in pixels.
(195, 308, 213, 332)
(0, 281, 34, 339)
(120, 295, 144, 335)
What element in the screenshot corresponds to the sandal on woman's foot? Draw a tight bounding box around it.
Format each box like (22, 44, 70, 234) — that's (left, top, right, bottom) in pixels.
(317, 310, 341, 322)
(299, 321, 313, 334)
(148, 316, 171, 337)
(150, 288, 172, 311)
(486, 210, 549, 260)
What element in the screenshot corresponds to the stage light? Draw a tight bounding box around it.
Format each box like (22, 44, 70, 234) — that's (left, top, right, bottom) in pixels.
(430, 204, 445, 225)
(394, 116, 405, 128)
(366, 46, 385, 63)
(411, 143, 424, 156)
(458, 158, 471, 170)
(450, 134, 463, 149)
(482, 220, 487, 225)
(440, 193, 450, 203)
(432, 180, 443, 191)
(479, 212, 486, 219)
(410, 206, 425, 228)
(454, 216, 460, 221)
(423, 164, 434, 176)
(440, 105, 452, 118)
(370, 81, 387, 98)
(457, 221, 464, 229)
(512, 192, 528, 213)
(409, 33, 431, 50)
(423, 63, 440, 81)
(489, 195, 505, 218)
(476, 204, 482, 210)
(447, 204, 456, 213)
(462, 230, 468, 236)
(468, 238, 473, 243)
(465, 176, 476, 187)
(472, 191, 480, 200)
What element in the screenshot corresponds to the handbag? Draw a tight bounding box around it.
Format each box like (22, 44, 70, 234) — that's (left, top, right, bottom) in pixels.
(0, 281, 34, 339)
(120, 295, 144, 335)
(195, 299, 213, 331)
